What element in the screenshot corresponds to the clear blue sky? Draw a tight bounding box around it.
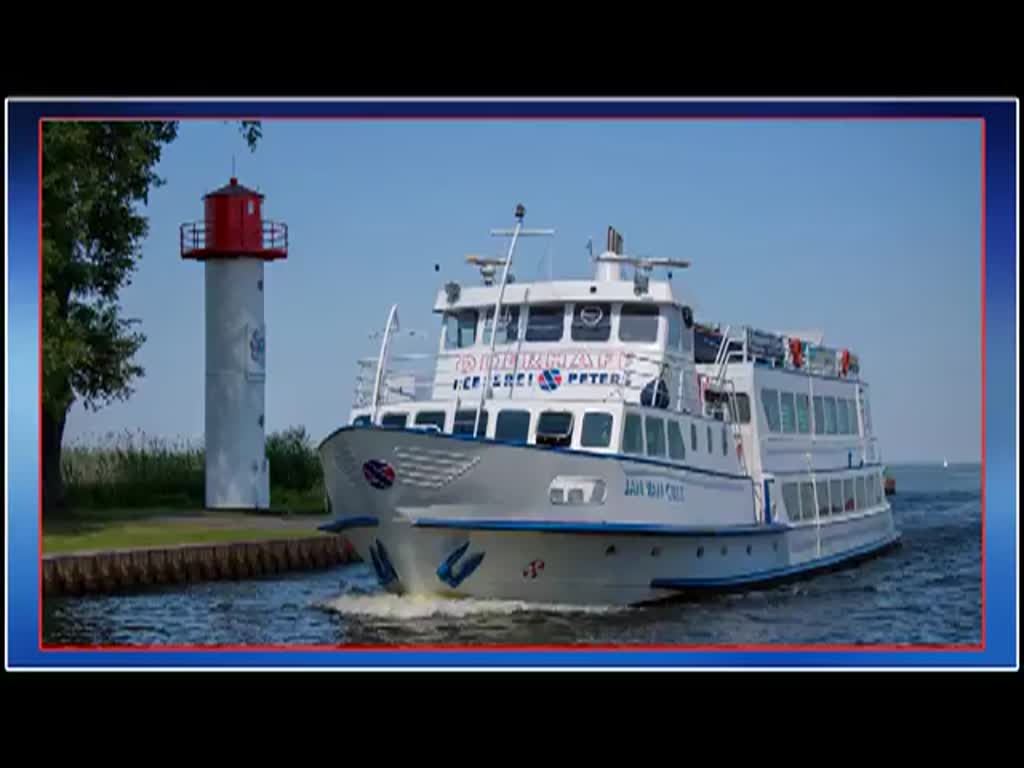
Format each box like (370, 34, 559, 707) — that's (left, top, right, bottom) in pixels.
(63, 119, 982, 463)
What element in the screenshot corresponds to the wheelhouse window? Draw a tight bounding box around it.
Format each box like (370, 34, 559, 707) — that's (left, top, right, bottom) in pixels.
(380, 413, 408, 429)
(796, 394, 811, 434)
(824, 397, 838, 435)
(645, 416, 666, 458)
(571, 303, 611, 342)
(667, 420, 686, 460)
(581, 412, 614, 448)
(453, 409, 488, 436)
(443, 310, 478, 350)
(495, 410, 530, 443)
(415, 411, 446, 431)
(618, 304, 660, 343)
(813, 396, 825, 436)
(623, 413, 644, 455)
(482, 306, 520, 345)
(780, 392, 797, 434)
(762, 388, 781, 432)
(536, 411, 574, 448)
(525, 304, 565, 342)
(837, 398, 850, 435)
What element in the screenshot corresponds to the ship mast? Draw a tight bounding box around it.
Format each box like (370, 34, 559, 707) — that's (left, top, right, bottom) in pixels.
(473, 204, 554, 437)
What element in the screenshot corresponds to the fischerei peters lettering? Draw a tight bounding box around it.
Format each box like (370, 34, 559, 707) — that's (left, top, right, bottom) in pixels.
(451, 349, 627, 392)
(624, 476, 685, 503)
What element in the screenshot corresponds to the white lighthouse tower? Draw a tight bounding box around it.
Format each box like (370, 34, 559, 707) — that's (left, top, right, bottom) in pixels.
(181, 176, 288, 509)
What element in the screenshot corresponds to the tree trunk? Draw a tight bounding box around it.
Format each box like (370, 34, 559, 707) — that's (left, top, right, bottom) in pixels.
(42, 402, 69, 516)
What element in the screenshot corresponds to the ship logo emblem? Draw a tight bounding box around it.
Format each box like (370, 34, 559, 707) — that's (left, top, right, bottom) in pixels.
(362, 459, 396, 490)
(539, 368, 563, 392)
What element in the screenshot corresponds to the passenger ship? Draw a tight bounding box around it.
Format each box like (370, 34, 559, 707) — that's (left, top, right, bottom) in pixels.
(317, 206, 900, 606)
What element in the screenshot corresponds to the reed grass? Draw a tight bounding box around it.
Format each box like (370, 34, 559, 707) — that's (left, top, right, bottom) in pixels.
(60, 427, 325, 512)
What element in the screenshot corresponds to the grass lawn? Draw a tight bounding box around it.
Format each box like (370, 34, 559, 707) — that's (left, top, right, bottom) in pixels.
(43, 507, 330, 555)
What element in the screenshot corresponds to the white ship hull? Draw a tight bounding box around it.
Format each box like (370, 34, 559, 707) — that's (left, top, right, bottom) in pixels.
(319, 426, 900, 606)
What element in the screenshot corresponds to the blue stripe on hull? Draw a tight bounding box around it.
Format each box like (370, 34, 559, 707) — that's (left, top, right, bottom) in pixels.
(318, 516, 379, 533)
(412, 518, 790, 537)
(650, 533, 902, 590)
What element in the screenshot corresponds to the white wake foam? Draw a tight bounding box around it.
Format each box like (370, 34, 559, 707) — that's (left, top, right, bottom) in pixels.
(318, 592, 624, 620)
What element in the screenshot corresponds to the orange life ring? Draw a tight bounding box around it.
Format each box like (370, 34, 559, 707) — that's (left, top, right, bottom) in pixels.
(789, 338, 803, 368)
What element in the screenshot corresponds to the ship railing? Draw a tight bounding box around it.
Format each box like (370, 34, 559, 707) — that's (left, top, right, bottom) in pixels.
(353, 352, 440, 409)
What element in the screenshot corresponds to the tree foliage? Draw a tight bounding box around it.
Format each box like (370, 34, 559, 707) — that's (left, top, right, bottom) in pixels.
(41, 120, 260, 512)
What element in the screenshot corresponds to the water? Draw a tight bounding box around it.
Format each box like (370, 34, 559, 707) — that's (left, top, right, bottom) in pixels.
(42, 463, 981, 647)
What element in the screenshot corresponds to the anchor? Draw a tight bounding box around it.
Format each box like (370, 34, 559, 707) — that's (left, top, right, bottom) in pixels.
(436, 541, 486, 589)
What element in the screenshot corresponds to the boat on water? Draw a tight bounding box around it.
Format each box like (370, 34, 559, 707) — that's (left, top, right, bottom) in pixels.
(317, 206, 901, 606)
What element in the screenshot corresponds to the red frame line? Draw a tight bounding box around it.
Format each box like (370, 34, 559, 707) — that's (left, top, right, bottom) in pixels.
(34, 111, 989, 656)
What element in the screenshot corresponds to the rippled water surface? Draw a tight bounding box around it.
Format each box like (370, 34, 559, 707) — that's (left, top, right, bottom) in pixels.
(43, 464, 981, 647)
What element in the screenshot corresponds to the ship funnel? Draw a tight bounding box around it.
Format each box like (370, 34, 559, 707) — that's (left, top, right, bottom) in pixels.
(595, 226, 625, 281)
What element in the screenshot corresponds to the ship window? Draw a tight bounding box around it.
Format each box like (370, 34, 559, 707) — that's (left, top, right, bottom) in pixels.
(667, 307, 682, 351)
(619, 304, 660, 343)
(482, 306, 520, 345)
(536, 411, 574, 448)
(645, 416, 666, 457)
(870, 474, 881, 504)
(837, 398, 850, 435)
(571, 303, 611, 342)
(443, 310, 478, 350)
(690, 422, 698, 451)
(796, 394, 811, 434)
(623, 413, 644, 455)
(862, 395, 872, 433)
(453, 409, 488, 437)
(414, 411, 446, 431)
(495, 410, 530, 443)
(824, 397, 838, 435)
(721, 426, 728, 456)
(830, 479, 843, 514)
(782, 483, 800, 522)
(780, 392, 797, 433)
(848, 399, 859, 435)
(816, 480, 830, 516)
(856, 475, 867, 509)
(667, 420, 686, 460)
(843, 478, 855, 511)
(703, 391, 751, 424)
(525, 304, 565, 342)
(352, 414, 371, 426)
(761, 388, 781, 432)
(380, 412, 408, 429)
(581, 412, 614, 448)
(813, 396, 825, 435)
(680, 312, 693, 352)
(706, 425, 713, 454)
(799, 482, 815, 520)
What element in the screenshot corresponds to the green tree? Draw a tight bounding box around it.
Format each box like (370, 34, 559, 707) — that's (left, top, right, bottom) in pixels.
(42, 120, 260, 514)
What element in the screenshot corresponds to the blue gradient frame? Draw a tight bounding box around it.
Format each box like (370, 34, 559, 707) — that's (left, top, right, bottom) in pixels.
(6, 99, 1017, 669)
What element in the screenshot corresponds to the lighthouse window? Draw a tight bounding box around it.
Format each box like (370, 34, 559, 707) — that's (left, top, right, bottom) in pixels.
(623, 413, 644, 455)
(824, 396, 838, 435)
(667, 420, 686, 460)
(779, 392, 797, 433)
(761, 388, 781, 432)
(247, 200, 255, 215)
(571, 303, 611, 342)
(443, 310, 478, 350)
(495, 410, 530, 443)
(830, 479, 843, 514)
(581, 412, 614, 448)
(619, 304, 660, 343)
(536, 411, 574, 448)
(796, 394, 811, 433)
(453, 409, 488, 437)
(525, 304, 565, 342)
(645, 416, 666, 458)
(482, 306, 520, 345)
(813, 396, 825, 435)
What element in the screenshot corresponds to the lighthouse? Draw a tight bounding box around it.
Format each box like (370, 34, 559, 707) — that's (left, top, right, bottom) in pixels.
(181, 176, 288, 509)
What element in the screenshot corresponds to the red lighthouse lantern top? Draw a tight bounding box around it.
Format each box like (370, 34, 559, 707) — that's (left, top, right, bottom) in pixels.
(181, 176, 288, 261)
